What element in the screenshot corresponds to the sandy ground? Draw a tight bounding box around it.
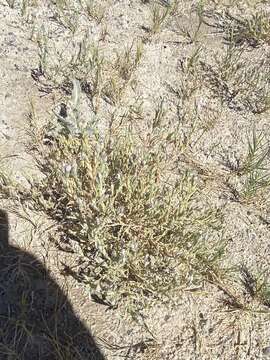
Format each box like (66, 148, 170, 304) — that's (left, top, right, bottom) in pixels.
(1, 1, 270, 359)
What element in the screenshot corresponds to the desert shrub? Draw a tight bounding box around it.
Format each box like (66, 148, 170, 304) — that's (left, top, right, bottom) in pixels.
(25, 82, 223, 317)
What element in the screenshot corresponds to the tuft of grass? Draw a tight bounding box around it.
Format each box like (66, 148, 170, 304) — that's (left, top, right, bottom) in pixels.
(239, 130, 269, 176)
(83, 0, 105, 24)
(174, 4, 204, 44)
(5, 0, 16, 7)
(200, 47, 270, 114)
(240, 130, 270, 202)
(216, 265, 270, 313)
(238, 266, 270, 309)
(209, 10, 270, 48)
(53, 1, 80, 34)
(21, 81, 224, 317)
(102, 42, 143, 106)
(115, 42, 143, 81)
(150, 4, 171, 34)
(102, 77, 123, 105)
(33, 29, 105, 111)
(33, 27, 142, 109)
(168, 47, 203, 105)
(223, 130, 270, 203)
(241, 171, 270, 202)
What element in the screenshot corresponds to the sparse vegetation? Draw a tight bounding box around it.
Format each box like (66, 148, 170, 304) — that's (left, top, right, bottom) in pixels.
(5, 0, 15, 8)
(226, 130, 270, 202)
(208, 10, 270, 47)
(149, 1, 178, 34)
(1, 0, 270, 358)
(199, 47, 270, 113)
(83, 0, 105, 24)
(220, 265, 270, 312)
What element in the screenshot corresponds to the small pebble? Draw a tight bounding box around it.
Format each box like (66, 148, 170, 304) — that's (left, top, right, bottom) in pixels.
(164, 314, 170, 321)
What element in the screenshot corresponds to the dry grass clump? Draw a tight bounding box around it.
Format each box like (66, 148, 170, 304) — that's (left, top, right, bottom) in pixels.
(200, 47, 270, 114)
(102, 41, 143, 106)
(239, 131, 270, 201)
(34, 31, 103, 92)
(150, 4, 172, 34)
(220, 265, 270, 312)
(240, 266, 270, 308)
(23, 82, 223, 317)
(83, 0, 105, 24)
(33, 26, 143, 110)
(208, 10, 270, 48)
(222, 129, 270, 203)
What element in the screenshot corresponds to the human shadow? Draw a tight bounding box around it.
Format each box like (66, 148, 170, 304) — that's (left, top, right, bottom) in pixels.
(0, 210, 105, 360)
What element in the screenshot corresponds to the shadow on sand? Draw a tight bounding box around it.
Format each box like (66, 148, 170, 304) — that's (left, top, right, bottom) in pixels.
(0, 209, 104, 360)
